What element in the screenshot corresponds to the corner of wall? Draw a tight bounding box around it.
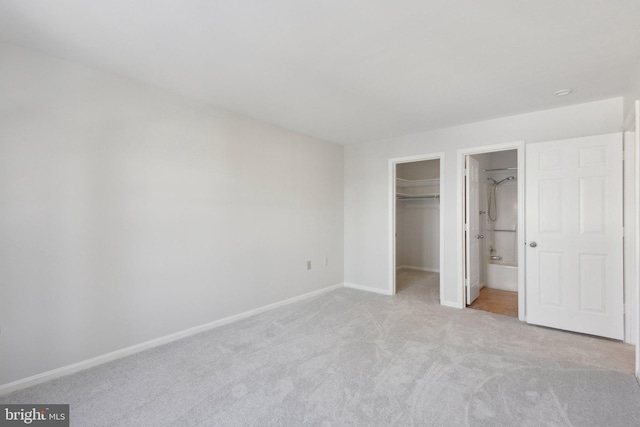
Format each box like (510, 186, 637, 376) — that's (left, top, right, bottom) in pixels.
(343, 282, 393, 296)
(624, 60, 640, 130)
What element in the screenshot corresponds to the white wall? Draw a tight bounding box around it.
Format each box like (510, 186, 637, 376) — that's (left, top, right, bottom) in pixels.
(345, 97, 623, 306)
(0, 42, 344, 387)
(396, 160, 440, 180)
(396, 201, 440, 270)
(486, 150, 517, 171)
(624, 61, 640, 129)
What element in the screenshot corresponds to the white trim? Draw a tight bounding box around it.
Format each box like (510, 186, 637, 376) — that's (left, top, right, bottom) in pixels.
(440, 300, 460, 309)
(457, 141, 526, 319)
(623, 131, 637, 345)
(0, 283, 343, 395)
(388, 152, 445, 304)
(635, 100, 640, 379)
(344, 282, 394, 295)
(396, 265, 440, 273)
(516, 142, 526, 320)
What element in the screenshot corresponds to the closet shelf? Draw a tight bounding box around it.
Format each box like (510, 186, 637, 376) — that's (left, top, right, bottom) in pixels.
(396, 192, 439, 200)
(395, 178, 439, 188)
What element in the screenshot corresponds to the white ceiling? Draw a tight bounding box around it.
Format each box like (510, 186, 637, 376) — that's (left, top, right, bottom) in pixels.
(1, 0, 639, 144)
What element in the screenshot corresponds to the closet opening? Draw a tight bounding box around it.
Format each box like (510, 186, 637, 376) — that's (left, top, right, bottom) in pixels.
(389, 154, 443, 303)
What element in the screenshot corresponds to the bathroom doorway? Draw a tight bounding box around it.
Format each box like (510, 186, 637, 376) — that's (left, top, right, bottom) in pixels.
(459, 143, 525, 319)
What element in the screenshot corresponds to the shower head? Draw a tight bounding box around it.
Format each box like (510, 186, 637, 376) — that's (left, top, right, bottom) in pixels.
(494, 176, 515, 186)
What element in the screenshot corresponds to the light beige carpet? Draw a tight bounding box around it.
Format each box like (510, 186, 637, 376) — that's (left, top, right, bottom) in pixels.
(3, 270, 639, 426)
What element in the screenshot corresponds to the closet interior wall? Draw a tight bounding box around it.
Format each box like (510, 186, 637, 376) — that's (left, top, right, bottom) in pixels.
(396, 160, 440, 272)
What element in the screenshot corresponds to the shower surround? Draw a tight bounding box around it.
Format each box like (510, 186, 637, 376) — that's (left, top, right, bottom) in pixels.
(484, 169, 518, 292)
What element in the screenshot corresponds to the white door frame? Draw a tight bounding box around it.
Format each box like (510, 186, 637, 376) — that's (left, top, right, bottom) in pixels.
(634, 100, 640, 378)
(388, 152, 445, 301)
(457, 141, 525, 320)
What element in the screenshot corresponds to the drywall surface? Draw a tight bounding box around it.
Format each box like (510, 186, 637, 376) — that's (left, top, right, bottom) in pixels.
(0, 42, 344, 386)
(345, 97, 623, 306)
(396, 200, 439, 270)
(396, 159, 440, 180)
(624, 61, 640, 129)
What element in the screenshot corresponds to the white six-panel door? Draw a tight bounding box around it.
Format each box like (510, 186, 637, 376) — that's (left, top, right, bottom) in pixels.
(525, 134, 623, 340)
(466, 156, 481, 305)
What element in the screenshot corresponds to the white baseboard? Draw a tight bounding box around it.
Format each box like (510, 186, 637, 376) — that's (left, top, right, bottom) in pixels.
(343, 282, 393, 295)
(441, 300, 462, 309)
(396, 265, 440, 273)
(0, 283, 343, 395)
(485, 283, 518, 292)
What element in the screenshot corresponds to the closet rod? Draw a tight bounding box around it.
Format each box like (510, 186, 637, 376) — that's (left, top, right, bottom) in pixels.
(482, 167, 517, 172)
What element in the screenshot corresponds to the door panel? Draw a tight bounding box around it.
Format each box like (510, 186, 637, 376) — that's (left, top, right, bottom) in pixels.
(538, 251, 563, 306)
(525, 133, 623, 339)
(466, 156, 481, 304)
(538, 179, 562, 232)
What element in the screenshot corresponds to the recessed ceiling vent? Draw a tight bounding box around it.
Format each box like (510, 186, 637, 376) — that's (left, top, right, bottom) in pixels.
(553, 89, 573, 96)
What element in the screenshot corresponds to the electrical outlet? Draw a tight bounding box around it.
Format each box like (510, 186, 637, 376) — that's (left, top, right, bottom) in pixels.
(324, 257, 329, 267)
(307, 260, 311, 270)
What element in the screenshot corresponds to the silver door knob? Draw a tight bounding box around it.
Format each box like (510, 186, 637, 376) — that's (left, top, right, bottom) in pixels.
(529, 241, 537, 248)
(476, 234, 484, 239)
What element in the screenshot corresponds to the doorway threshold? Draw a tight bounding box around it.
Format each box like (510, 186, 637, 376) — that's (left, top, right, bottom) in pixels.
(469, 287, 518, 317)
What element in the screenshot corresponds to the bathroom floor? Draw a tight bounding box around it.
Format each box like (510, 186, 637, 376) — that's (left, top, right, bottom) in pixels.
(469, 287, 518, 317)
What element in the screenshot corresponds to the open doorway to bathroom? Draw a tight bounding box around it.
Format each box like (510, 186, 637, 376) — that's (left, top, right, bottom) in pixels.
(464, 149, 521, 317)
(390, 154, 443, 304)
